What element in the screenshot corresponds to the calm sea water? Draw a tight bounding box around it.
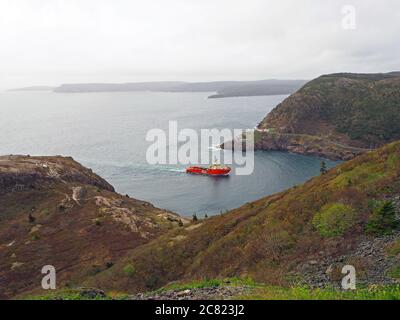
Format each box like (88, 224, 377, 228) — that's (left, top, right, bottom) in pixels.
(0, 91, 337, 216)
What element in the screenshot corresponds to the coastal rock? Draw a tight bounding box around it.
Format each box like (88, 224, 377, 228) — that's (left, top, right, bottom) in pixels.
(0, 155, 114, 194)
(79, 288, 107, 299)
(131, 286, 251, 300)
(226, 72, 400, 160)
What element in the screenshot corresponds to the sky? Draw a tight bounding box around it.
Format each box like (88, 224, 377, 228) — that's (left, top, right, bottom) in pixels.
(0, 0, 399, 89)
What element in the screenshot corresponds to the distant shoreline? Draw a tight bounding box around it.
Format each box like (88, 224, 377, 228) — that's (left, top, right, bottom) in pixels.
(8, 86, 56, 92)
(8, 79, 307, 99)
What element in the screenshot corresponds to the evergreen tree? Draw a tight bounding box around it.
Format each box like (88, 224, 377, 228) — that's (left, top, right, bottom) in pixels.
(320, 161, 328, 175)
(192, 213, 198, 222)
(366, 201, 398, 235)
(204, 214, 208, 219)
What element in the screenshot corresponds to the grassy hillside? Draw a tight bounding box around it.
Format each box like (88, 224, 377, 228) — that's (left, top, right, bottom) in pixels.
(3, 142, 400, 299)
(255, 72, 400, 159)
(89, 141, 400, 293)
(0, 155, 187, 299)
(24, 279, 400, 300)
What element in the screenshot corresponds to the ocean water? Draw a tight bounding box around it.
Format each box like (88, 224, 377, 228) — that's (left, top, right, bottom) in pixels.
(0, 91, 337, 216)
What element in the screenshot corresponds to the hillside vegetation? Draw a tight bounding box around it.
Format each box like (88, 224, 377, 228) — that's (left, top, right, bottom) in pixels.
(89, 141, 400, 293)
(2, 141, 400, 299)
(25, 279, 400, 300)
(0, 155, 187, 299)
(255, 72, 400, 159)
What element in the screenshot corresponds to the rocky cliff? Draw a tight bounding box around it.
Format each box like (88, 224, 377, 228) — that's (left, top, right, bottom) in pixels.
(253, 72, 400, 160)
(0, 155, 114, 194)
(0, 155, 187, 299)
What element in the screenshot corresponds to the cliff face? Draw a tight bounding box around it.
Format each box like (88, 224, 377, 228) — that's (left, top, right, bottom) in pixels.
(255, 72, 400, 160)
(0, 155, 114, 194)
(0, 155, 187, 299)
(253, 131, 367, 160)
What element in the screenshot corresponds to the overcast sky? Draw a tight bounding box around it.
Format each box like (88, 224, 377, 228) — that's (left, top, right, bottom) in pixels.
(0, 0, 399, 89)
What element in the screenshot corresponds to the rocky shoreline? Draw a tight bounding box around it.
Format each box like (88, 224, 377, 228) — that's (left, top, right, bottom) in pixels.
(222, 131, 370, 161)
(253, 131, 370, 161)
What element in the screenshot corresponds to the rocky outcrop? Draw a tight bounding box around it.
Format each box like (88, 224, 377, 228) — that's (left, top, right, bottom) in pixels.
(298, 231, 400, 288)
(253, 132, 368, 160)
(299, 195, 400, 288)
(0, 155, 187, 299)
(0, 155, 114, 194)
(251, 72, 400, 160)
(132, 286, 252, 300)
(222, 130, 369, 160)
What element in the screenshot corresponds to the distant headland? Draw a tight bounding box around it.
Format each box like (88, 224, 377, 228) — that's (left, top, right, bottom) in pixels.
(9, 79, 307, 99)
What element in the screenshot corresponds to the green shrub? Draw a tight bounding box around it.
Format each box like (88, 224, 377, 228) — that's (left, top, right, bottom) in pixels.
(312, 203, 358, 237)
(386, 240, 400, 257)
(123, 264, 135, 277)
(387, 265, 400, 279)
(365, 201, 398, 235)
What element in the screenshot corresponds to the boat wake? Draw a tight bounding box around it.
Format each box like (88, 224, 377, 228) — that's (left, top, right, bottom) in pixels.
(208, 144, 222, 151)
(166, 168, 186, 173)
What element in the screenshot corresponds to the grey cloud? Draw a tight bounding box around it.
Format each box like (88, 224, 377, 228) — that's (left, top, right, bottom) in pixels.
(0, 0, 399, 89)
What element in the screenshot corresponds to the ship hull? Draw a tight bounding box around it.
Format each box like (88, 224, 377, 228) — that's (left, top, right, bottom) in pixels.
(186, 166, 231, 176)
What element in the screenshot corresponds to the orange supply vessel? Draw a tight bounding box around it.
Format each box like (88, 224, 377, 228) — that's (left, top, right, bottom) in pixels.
(186, 164, 231, 176)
